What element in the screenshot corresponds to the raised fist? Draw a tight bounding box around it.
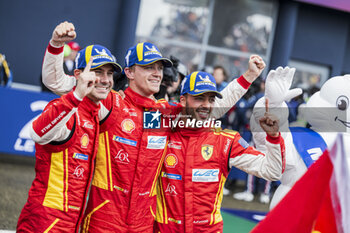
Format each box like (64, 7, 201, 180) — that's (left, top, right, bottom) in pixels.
(243, 55, 266, 83)
(50, 21, 76, 47)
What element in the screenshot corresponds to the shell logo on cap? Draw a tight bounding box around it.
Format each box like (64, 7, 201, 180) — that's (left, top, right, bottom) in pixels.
(165, 154, 178, 168)
(81, 133, 89, 148)
(121, 119, 135, 133)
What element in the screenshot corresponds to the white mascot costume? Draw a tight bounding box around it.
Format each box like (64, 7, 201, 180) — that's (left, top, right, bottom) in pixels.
(251, 69, 350, 210)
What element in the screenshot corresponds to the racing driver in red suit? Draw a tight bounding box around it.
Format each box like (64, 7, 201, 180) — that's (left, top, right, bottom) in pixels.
(154, 71, 285, 233)
(17, 44, 122, 232)
(41, 21, 266, 233)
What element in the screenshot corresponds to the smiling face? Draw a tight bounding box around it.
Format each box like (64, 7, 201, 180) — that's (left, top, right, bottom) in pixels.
(88, 64, 114, 102)
(180, 92, 216, 121)
(125, 61, 164, 98)
(306, 75, 350, 133)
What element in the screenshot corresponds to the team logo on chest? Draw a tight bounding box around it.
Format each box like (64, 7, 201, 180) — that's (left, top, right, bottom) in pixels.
(201, 144, 213, 161)
(81, 133, 89, 148)
(121, 119, 135, 133)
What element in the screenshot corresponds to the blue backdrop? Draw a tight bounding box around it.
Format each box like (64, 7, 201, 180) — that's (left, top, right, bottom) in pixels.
(0, 87, 58, 156)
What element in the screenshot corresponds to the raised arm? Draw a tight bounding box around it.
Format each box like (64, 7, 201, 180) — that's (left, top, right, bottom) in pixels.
(227, 132, 285, 181)
(32, 59, 99, 144)
(42, 21, 77, 95)
(211, 55, 265, 119)
(30, 92, 80, 144)
(226, 100, 286, 181)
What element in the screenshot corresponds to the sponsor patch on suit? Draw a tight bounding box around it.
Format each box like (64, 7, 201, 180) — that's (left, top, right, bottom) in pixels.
(73, 153, 88, 161)
(113, 136, 137, 147)
(161, 172, 182, 180)
(147, 136, 167, 149)
(192, 169, 219, 182)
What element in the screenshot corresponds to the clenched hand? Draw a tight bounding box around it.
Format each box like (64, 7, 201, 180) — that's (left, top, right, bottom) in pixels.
(50, 21, 76, 47)
(243, 55, 266, 83)
(259, 99, 280, 137)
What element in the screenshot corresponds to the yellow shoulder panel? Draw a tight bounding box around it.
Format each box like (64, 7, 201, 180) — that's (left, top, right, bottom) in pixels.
(156, 98, 167, 104)
(212, 128, 237, 139)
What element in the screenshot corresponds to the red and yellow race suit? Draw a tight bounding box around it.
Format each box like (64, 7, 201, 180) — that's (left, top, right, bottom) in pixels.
(81, 88, 176, 233)
(154, 128, 285, 233)
(17, 91, 100, 232)
(41, 42, 252, 232)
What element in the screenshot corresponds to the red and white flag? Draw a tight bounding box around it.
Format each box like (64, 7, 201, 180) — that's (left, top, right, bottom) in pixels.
(251, 134, 350, 233)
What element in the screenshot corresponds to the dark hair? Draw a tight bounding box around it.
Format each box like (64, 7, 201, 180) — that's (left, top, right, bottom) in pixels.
(213, 65, 228, 79)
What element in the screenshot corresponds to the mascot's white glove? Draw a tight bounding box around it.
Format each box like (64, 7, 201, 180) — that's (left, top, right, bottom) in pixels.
(265, 66, 302, 107)
(251, 66, 301, 133)
(250, 66, 301, 164)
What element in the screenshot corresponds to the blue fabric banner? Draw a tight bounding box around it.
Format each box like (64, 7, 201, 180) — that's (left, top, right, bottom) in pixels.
(0, 87, 58, 156)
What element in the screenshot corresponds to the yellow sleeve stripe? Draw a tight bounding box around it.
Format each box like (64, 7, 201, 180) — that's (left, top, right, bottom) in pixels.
(92, 132, 110, 190)
(156, 99, 167, 103)
(210, 174, 226, 225)
(43, 150, 65, 211)
(64, 148, 69, 212)
(223, 129, 238, 134)
(82, 200, 110, 233)
(213, 131, 237, 139)
(43, 218, 60, 233)
(150, 205, 156, 218)
(155, 176, 168, 224)
(220, 132, 236, 139)
(105, 131, 113, 191)
(150, 140, 168, 196)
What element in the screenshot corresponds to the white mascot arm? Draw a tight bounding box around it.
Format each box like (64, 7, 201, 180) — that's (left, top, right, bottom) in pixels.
(264, 66, 302, 107)
(251, 66, 302, 138)
(251, 66, 302, 151)
(250, 67, 305, 209)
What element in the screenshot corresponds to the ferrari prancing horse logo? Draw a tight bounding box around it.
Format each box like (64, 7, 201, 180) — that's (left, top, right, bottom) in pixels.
(201, 145, 213, 161)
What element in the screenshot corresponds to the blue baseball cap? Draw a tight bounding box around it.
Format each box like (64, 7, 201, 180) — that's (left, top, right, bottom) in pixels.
(124, 42, 172, 68)
(75, 44, 122, 73)
(180, 71, 223, 99)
